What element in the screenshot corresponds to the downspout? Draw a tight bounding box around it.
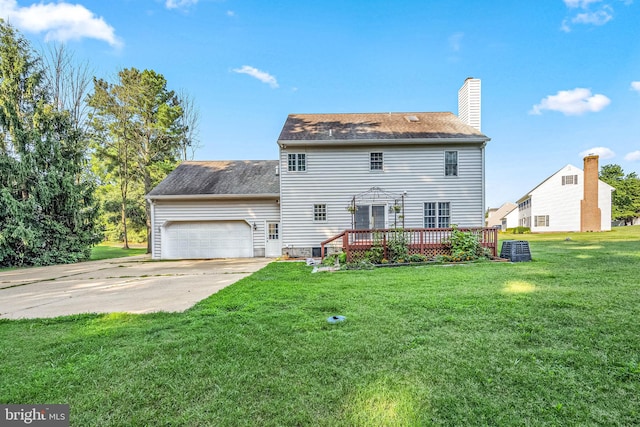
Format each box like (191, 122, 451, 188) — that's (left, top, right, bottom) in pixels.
(481, 143, 486, 226)
(149, 198, 156, 258)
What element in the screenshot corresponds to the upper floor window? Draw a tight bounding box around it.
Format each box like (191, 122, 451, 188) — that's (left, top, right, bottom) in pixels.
(445, 151, 458, 176)
(534, 215, 549, 227)
(370, 152, 383, 171)
(562, 175, 578, 185)
(288, 153, 306, 172)
(314, 204, 327, 222)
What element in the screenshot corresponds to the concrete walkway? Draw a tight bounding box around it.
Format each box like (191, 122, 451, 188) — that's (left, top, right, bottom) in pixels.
(0, 256, 272, 319)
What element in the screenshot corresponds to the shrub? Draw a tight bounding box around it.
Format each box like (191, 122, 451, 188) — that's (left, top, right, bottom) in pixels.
(322, 251, 348, 266)
(338, 252, 347, 264)
(407, 253, 428, 263)
(388, 228, 409, 263)
(445, 225, 486, 261)
(506, 226, 531, 234)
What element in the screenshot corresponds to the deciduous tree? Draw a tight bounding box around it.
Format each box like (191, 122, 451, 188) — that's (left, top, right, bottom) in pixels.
(600, 164, 640, 225)
(88, 68, 189, 251)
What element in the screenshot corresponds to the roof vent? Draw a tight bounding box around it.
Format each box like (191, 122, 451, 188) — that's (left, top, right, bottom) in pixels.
(405, 115, 419, 122)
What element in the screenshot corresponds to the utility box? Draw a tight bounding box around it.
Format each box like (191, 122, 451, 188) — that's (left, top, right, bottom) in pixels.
(500, 240, 532, 262)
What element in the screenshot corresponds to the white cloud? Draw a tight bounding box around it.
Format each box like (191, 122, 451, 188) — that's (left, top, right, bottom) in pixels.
(227, 10, 236, 17)
(448, 32, 464, 52)
(624, 150, 640, 161)
(530, 88, 610, 115)
(232, 65, 279, 88)
(0, 0, 121, 47)
(631, 81, 640, 93)
(561, 0, 627, 31)
(579, 147, 616, 159)
(165, 0, 198, 9)
(564, 0, 603, 8)
(572, 8, 613, 25)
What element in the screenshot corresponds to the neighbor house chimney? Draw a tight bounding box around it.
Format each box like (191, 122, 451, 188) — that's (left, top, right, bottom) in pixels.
(580, 154, 601, 232)
(458, 77, 481, 131)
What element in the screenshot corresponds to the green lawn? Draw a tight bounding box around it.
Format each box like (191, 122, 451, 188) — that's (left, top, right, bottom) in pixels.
(1, 227, 639, 426)
(89, 243, 147, 261)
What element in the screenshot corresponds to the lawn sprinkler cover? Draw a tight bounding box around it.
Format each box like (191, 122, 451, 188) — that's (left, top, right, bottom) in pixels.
(327, 315, 346, 323)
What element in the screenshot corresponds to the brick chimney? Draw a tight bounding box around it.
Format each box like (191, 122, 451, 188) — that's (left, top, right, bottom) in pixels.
(580, 155, 601, 232)
(458, 77, 481, 131)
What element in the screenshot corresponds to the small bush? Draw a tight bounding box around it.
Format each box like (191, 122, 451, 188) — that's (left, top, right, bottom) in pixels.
(322, 252, 347, 266)
(444, 225, 488, 261)
(407, 254, 428, 263)
(506, 226, 531, 234)
(388, 228, 409, 263)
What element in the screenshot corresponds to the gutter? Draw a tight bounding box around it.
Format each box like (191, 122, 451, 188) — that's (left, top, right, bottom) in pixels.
(277, 137, 490, 148)
(145, 193, 280, 201)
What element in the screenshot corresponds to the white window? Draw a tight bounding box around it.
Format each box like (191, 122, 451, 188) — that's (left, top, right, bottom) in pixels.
(370, 152, 383, 171)
(535, 215, 549, 227)
(314, 204, 327, 222)
(424, 202, 450, 228)
(562, 175, 578, 185)
(287, 153, 306, 171)
(445, 151, 458, 176)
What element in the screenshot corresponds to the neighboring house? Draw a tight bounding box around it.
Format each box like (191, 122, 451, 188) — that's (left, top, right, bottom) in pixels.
(501, 206, 519, 230)
(486, 202, 516, 229)
(147, 78, 491, 259)
(515, 155, 614, 232)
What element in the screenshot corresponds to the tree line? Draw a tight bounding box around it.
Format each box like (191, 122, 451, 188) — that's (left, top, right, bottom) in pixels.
(0, 21, 198, 267)
(600, 164, 640, 225)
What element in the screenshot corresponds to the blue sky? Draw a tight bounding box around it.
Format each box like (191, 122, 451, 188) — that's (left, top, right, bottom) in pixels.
(1, 0, 639, 208)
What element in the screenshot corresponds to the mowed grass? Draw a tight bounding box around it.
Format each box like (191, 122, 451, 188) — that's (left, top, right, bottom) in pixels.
(1, 228, 639, 426)
(89, 243, 147, 261)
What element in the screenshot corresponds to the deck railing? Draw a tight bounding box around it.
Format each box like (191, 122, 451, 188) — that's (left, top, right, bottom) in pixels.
(321, 227, 498, 262)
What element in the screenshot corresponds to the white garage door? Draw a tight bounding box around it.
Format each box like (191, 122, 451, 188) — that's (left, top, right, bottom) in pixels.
(163, 221, 253, 259)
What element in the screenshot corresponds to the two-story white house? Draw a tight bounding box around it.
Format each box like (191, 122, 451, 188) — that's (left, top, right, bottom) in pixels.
(147, 78, 491, 259)
(514, 155, 614, 233)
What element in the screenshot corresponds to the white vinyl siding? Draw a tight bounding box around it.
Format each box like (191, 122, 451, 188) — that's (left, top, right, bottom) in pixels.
(279, 144, 485, 250)
(150, 199, 280, 259)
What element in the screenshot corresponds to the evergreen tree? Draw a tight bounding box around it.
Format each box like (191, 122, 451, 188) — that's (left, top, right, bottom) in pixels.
(0, 21, 100, 267)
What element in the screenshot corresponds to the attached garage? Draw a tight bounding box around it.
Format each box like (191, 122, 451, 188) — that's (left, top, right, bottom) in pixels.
(147, 161, 281, 260)
(162, 221, 253, 259)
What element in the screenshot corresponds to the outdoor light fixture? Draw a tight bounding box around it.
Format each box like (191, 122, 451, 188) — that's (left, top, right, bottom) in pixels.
(253, 222, 257, 230)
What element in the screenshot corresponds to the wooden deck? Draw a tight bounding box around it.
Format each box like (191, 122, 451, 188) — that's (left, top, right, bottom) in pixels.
(321, 227, 498, 262)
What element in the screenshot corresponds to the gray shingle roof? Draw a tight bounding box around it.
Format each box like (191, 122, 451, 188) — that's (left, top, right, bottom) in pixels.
(278, 112, 489, 142)
(147, 160, 279, 198)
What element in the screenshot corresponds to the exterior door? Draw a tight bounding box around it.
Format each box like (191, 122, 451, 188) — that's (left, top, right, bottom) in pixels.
(355, 205, 385, 229)
(371, 205, 385, 229)
(265, 222, 282, 257)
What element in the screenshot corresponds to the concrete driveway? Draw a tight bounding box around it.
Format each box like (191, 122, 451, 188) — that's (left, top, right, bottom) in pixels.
(0, 256, 272, 320)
